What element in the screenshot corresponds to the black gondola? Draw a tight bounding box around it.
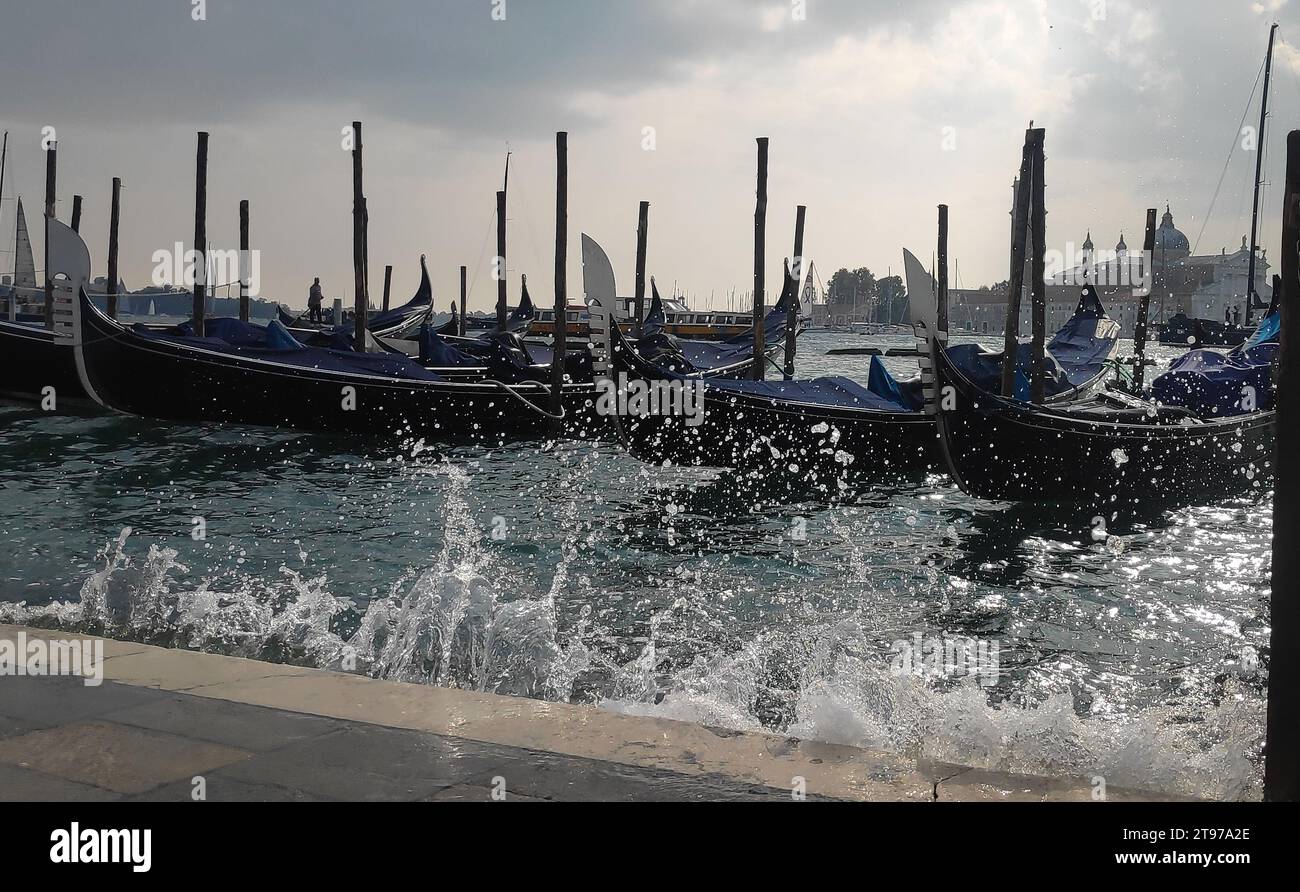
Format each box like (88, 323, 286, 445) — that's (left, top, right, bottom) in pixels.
(72, 287, 606, 445)
(0, 317, 89, 405)
(920, 298, 1276, 507)
(591, 293, 940, 480)
(2, 232, 434, 408)
(278, 256, 434, 339)
(591, 254, 1123, 481)
(0, 218, 96, 406)
(443, 275, 537, 336)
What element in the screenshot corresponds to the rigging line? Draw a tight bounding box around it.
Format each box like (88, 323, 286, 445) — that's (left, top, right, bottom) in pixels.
(466, 205, 497, 309)
(508, 167, 545, 287)
(1191, 54, 1266, 257)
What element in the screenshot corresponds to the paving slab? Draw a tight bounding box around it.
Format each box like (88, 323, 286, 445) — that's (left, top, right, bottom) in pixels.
(0, 675, 159, 728)
(0, 762, 122, 802)
(218, 724, 509, 802)
(0, 720, 252, 795)
(129, 774, 337, 803)
(104, 693, 340, 752)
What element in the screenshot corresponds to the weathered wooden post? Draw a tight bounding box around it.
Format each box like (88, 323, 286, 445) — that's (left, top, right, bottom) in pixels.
(785, 205, 806, 380)
(1133, 208, 1157, 391)
(1266, 128, 1300, 802)
(351, 121, 367, 350)
(239, 199, 250, 322)
(496, 190, 508, 332)
(459, 265, 468, 337)
(752, 137, 769, 382)
(192, 132, 208, 336)
(71, 195, 82, 234)
(1000, 132, 1033, 397)
(1028, 129, 1047, 404)
(107, 177, 121, 319)
(634, 201, 649, 337)
(937, 205, 949, 335)
(381, 264, 393, 313)
(550, 131, 569, 433)
(43, 140, 57, 329)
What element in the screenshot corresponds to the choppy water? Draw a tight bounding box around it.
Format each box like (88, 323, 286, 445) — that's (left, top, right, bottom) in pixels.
(0, 331, 1271, 800)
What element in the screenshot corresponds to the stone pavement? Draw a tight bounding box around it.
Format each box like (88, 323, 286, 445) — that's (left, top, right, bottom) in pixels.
(0, 624, 1182, 802)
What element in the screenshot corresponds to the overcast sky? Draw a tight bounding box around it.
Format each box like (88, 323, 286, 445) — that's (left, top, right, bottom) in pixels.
(1, 0, 1298, 310)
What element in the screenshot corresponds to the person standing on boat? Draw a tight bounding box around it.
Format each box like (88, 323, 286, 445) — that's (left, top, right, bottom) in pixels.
(308, 278, 324, 323)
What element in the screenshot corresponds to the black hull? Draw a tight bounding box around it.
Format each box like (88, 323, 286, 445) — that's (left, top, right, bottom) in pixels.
(1157, 317, 1248, 348)
(603, 317, 938, 480)
(617, 389, 939, 480)
(77, 292, 607, 446)
(932, 339, 1275, 505)
(0, 320, 89, 405)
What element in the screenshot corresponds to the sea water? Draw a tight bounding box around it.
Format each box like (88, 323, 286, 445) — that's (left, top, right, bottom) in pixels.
(0, 332, 1269, 800)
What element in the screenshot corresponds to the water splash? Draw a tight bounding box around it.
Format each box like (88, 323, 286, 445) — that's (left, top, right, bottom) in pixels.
(0, 447, 1268, 801)
(3, 460, 593, 701)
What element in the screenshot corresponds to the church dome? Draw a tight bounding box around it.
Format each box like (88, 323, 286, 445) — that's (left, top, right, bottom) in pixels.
(1155, 204, 1190, 253)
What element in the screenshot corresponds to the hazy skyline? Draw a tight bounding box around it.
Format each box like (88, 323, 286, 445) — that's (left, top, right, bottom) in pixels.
(1, 0, 1298, 310)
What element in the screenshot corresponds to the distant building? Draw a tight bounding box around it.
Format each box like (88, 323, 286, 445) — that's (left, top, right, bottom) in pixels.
(951, 203, 1271, 338)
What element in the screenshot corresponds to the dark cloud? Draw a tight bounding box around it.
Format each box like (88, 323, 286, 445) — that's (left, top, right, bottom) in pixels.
(1, 0, 1297, 303)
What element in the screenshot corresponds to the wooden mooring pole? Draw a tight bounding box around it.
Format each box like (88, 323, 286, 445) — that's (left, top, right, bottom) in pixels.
(192, 132, 207, 337)
(351, 121, 367, 351)
(550, 131, 568, 433)
(239, 199, 250, 322)
(752, 137, 769, 382)
(459, 265, 468, 337)
(496, 189, 508, 332)
(1028, 129, 1047, 404)
(70, 195, 82, 234)
(937, 204, 949, 336)
(1266, 128, 1300, 802)
(107, 177, 121, 319)
(1000, 132, 1033, 397)
(43, 141, 57, 329)
(785, 205, 806, 380)
(634, 201, 649, 338)
(1133, 208, 1157, 392)
(381, 264, 393, 313)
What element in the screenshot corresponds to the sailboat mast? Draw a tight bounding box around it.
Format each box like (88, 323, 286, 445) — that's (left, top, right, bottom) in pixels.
(0, 131, 7, 292)
(1247, 22, 1278, 324)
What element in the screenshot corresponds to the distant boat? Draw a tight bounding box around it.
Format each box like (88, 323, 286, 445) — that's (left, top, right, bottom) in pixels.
(278, 255, 433, 339)
(1157, 312, 1248, 348)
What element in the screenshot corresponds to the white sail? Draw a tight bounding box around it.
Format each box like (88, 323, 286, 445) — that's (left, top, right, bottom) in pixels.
(13, 197, 36, 289)
(581, 233, 617, 308)
(799, 260, 820, 319)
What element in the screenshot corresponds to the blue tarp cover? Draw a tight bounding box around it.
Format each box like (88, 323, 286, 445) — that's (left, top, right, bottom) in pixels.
(173, 317, 270, 347)
(1047, 297, 1122, 385)
(865, 286, 1119, 405)
(133, 321, 445, 381)
(867, 356, 923, 411)
(706, 375, 912, 412)
(418, 325, 485, 368)
(1152, 342, 1277, 418)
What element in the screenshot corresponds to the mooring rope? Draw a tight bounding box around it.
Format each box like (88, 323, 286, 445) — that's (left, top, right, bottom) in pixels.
(481, 378, 567, 421)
